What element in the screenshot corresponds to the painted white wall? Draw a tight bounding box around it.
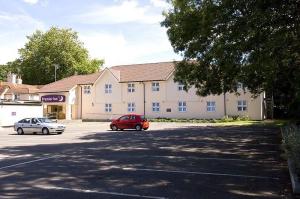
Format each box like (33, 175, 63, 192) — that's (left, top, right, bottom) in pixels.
(0, 104, 43, 126)
(81, 72, 264, 120)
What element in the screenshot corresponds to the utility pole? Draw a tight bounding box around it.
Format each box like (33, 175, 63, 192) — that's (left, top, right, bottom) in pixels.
(54, 64, 59, 82)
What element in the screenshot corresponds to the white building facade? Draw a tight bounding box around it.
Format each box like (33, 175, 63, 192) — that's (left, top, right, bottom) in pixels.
(38, 62, 265, 120)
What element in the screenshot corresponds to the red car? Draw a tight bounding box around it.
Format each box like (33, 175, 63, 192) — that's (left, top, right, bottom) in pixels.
(110, 114, 149, 131)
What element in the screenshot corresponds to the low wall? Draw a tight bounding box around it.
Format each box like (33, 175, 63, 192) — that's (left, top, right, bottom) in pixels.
(0, 103, 43, 126)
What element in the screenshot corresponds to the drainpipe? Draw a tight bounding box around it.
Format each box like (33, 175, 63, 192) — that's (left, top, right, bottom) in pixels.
(80, 86, 83, 119)
(143, 82, 145, 117)
(223, 92, 227, 117)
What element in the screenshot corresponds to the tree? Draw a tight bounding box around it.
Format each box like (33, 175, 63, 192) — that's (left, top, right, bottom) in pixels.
(18, 27, 104, 85)
(162, 0, 300, 117)
(0, 61, 20, 81)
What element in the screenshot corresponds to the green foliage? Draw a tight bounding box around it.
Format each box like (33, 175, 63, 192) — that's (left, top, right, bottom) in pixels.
(0, 61, 20, 81)
(282, 125, 300, 171)
(162, 0, 300, 115)
(149, 116, 250, 123)
(18, 27, 104, 85)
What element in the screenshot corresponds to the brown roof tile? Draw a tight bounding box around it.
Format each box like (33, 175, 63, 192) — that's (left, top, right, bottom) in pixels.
(110, 61, 175, 82)
(38, 72, 103, 93)
(0, 82, 41, 94)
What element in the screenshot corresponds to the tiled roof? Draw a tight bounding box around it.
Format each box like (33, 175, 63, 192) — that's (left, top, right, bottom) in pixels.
(110, 61, 175, 82)
(38, 72, 103, 93)
(0, 82, 41, 94)
(38, 62, 177, 93)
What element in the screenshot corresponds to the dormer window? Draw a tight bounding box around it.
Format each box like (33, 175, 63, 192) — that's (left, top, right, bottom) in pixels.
(178, 82, 184, 91)
(105, 84, 112, 93)
(128, 83, 135, 93)
(84, 85, 91, 94)
(152, 82, 159, 91)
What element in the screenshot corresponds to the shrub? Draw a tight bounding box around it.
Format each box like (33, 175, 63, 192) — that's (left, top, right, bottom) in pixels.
(282, 125, 300, 172)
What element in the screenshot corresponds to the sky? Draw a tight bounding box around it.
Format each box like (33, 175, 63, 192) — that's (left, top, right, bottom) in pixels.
(0, 0, 182, 67)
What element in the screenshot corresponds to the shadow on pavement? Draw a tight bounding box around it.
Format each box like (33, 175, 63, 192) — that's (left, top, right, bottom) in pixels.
(0, 125, 291, 199)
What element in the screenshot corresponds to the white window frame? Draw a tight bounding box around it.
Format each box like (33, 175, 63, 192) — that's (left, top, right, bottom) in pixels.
(128, 83, 135, 93)
(207, 101, 216, 112)
(105, 84, 112, 94)
(105, 103, 112, 112)
(178, 82, 184, 91)
(237, 100, 247, 111)
(152, 102, 160, 112)
(152, 82, 160, 92)
(178, 101, 187, 112)
(128, 102, 135, 112)
(84, 85, 91, 94)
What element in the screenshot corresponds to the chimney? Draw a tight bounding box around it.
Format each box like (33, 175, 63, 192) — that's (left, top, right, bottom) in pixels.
(16, 76, 22, 84)
(7, 73, 16, 84)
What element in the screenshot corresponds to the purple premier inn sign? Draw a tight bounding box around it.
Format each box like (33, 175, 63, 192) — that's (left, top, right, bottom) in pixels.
(41, 95, 65, 103)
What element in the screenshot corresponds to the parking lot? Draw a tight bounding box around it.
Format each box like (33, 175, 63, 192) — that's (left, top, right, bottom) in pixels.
(0, 122, 290, 199)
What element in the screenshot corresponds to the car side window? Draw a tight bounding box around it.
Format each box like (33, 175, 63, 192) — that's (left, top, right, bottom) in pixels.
(31, 118, 38, 124)
(119, 116, 129, 121)
(130, 115, 136, 120)
(21, 118, 30, 124)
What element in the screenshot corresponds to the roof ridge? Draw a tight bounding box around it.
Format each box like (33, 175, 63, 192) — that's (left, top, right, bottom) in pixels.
(110, 61, 177, 68)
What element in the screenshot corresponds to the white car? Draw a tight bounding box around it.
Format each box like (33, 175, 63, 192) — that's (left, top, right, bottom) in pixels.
(14, 118, 65, 135)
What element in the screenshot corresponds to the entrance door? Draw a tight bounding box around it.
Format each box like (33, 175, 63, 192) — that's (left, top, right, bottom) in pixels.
(47, 105, 65, 119)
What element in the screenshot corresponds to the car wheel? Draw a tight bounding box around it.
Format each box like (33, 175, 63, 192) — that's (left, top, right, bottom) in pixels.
(111, 125, 118, 131)
(42, 128, 50, 135)
(17, 128, 24, 135)
(135, 124, 142, 131)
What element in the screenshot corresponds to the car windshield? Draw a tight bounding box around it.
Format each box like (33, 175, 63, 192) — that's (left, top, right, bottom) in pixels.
(38, 118, 54, 123)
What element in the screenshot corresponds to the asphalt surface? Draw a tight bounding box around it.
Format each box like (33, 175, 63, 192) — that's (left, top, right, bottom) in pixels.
(0, 123, 290, 199)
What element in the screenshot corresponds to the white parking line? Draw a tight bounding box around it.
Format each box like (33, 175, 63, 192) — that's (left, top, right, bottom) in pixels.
(37, 185, 167, 199)
(122, 167, 280, 180)
(0, 156, 59, 170)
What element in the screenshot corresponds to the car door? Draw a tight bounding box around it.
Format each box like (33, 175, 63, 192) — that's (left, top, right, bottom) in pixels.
(118, 115, 130, 129)
(21, 118, 31, 133)
(30, 118, 41, 133)
(128, 115, 137, 129)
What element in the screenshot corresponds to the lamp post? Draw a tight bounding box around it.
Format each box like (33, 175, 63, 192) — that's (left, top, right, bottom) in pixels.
(54, 64, 59, 82)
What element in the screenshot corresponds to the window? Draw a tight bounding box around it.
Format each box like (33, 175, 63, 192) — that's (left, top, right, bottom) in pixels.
(152, 102, 160, 112)
(178, 82, 184, 91)
(128, 102, 135, 112)
(105, 84, 112, 93)
(119, 115, 129, 121)
(128, 83, 135, 93)
(152, 82, 159, 91)
(105, 103, 112, 112)
(178, 101, 187, 112)
(237, 100, 247, 111)
(31, 118, 38, 124)
(237, 83, 243, 89)
(84, 85, 91, 94)
(207, 101, 216, 112)
(14, 94, 20, 100)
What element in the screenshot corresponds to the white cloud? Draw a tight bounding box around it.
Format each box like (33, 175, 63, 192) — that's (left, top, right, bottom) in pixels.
(0, 12, 45, 64)
(150, 0, 170, 9)
(75, 0, 163, 25)
(22, 0, 39, 5)
(80, 27, 181, 67)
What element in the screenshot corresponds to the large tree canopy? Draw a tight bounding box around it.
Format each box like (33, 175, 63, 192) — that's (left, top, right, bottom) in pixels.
(18, 27, 103, 85)
(162, 0, 300, 117)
